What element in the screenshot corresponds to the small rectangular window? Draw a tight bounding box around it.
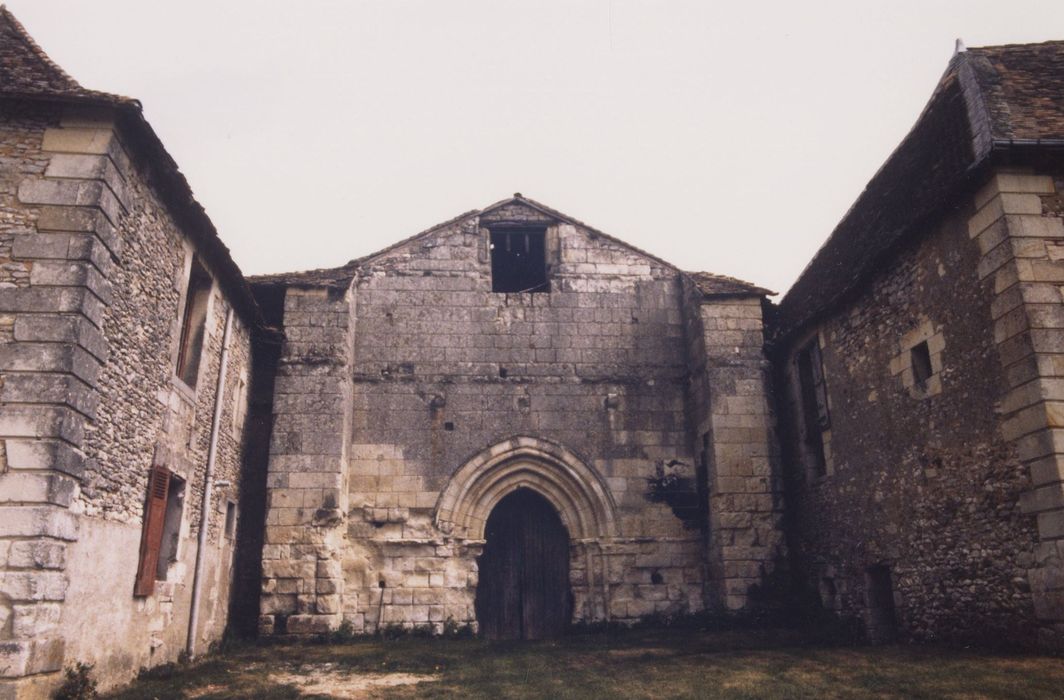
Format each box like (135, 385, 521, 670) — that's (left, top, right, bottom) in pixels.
(176, 256, 212, 388)
(911, 341, 932, 387)
(490, 227, 548, 293)
(795, 340, 829, 475)
(225, 501, 237, 540)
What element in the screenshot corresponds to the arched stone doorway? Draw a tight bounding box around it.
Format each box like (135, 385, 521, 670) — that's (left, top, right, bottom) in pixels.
(434, 436, 619, 633)
(434, 436, 618, 541)
(475, 488, 572, 639)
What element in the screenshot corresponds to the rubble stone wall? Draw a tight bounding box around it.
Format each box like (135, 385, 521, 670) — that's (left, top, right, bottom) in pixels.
(0, 102, 253, 696)
(776, 182, 1042, 647)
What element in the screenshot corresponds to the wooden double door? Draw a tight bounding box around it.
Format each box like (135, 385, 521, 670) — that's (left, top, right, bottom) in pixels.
(475, 488, 572, 640)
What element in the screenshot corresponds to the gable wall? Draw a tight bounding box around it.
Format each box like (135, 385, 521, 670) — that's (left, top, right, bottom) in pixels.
(260, 208, 718, 635)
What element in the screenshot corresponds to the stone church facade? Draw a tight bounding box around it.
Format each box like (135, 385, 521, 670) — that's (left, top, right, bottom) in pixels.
(2, 5, 1064, 696)
(249, 198, 783, 638)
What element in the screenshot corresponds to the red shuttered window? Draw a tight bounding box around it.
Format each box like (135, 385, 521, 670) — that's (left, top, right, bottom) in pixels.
(134, 465, 171, 597)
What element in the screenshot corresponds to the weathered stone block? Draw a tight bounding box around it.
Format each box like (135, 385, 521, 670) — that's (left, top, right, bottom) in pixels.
(316, 559, 342, 578)
(1, 373, 98, 419)
(0, 507, 77, 542)
(3, 440, 87, 480)
(975, 172, 1055, 210)
(11, 603, 62, 638)
(0, 287, 104, 326)
(316, 595, 341, 614)
(1037, 510, 1064, 540)
(260, 594, 297, 615)
(44, 153, 128, 207)
(261, 560, 315, 580)
(0, 572, 67, 602)
(285, 614, 335, 635)
(0, 637, 64, 678)
(13, 315, 108, 362)
(29, 260, 112, 304)
(1007, 214, 1064, 239)
(0, 405, 85, 445)
(0, 473, 77, 508)
(17, 178, 121, 225)
(41, 126, 116, 155)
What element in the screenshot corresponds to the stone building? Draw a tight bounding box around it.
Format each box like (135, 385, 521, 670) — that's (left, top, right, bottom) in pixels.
(0, 8, 264, 697)
(3, 3, 1064, 696)
(248, 198, 784, 639)
(773, 41, 1064, 649)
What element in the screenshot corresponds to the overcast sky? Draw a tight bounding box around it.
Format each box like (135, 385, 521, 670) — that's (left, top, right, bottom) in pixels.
(10, 1, 1064, 294)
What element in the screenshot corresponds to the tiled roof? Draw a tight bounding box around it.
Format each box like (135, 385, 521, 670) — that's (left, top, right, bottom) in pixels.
(973, 41, 1064, 141)
(0, 6, 262, 327)
(0, 6, 132, 104)
(776, 40, 1064, 340)
(248, 263, 359, 289)
(686, 271, 774, 299)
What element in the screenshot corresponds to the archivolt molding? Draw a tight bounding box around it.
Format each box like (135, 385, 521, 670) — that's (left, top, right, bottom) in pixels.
(434, 436, 618, 541)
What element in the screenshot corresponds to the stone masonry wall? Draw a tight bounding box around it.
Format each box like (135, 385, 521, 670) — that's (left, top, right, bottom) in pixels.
(0, 101, 114, 698)
(777, 191, 1041, 647)
(260, 202, 783, 636)
(0, 102, 253, 695)
(343, 211, 703, 632)
(682, 282, 785, 611)
(968, 168, 1064, 648)
(259, 286, 354, 636)
(259, 202, 783, 634)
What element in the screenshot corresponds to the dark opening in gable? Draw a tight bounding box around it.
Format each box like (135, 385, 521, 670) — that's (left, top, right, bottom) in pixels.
(490, 227, 549, 293)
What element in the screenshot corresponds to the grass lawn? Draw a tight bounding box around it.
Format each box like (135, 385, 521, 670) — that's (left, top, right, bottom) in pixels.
(105, 626, 1064, 699)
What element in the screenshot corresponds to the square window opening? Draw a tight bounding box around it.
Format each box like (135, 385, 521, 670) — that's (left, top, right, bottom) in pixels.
(176, 257, 213, 388)
(490, 227, 549, 293)
(911, 341, 933, 387)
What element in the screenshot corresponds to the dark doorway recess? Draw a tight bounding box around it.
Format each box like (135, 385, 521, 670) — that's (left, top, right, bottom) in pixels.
(475, 488, 572, 640)
(865, 564, 898, 643)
